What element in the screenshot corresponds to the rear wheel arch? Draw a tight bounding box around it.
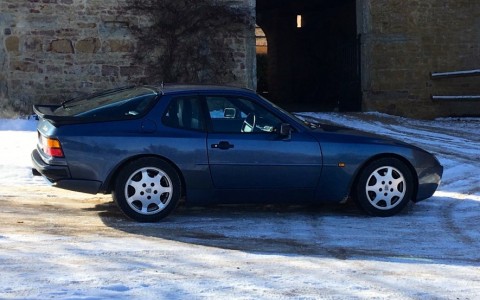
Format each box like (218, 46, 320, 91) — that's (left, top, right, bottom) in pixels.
(112, 156, 182, 222)
(103, 155, 186, 198)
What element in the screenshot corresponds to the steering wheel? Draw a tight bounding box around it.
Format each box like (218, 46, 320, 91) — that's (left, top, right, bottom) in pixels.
(241, 113, 256, 132)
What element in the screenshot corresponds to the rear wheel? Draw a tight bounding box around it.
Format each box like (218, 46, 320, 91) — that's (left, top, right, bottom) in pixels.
(112, 157, 181, 222)
(354, 158, 413, 217)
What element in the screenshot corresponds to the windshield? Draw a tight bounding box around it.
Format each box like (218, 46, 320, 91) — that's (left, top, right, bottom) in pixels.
(54, 86, 159, 118)
(257, 94, 314, 130)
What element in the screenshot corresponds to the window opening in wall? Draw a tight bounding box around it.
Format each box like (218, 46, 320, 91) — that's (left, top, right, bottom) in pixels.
(296, 15, 303, 28)
(255, 25, 267, 55)
(256, 25, 269, 96)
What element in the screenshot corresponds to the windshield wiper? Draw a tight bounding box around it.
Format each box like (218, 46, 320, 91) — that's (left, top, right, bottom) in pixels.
(294, 113, 323, 129)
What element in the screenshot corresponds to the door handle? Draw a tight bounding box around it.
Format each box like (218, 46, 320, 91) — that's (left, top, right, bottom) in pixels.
(211, 141, 234, 150)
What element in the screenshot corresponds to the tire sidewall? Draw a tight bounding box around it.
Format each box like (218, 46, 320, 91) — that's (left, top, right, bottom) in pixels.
(355, 158, 413, 217)
(113, 157, 181, 222)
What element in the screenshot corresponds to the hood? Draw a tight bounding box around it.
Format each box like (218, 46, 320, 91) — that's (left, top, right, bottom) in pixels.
(309, 122, 417, 149)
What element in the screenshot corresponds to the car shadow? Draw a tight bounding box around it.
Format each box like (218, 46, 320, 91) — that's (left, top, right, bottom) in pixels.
(90, 200, 364, 254)
(86, 197, 480, 266)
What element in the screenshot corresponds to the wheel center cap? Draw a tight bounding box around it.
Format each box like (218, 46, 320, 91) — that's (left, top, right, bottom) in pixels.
(145, 188, 152, 193)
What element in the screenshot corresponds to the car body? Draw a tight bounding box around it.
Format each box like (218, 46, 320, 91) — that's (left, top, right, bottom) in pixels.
(32, 84, 443, 221)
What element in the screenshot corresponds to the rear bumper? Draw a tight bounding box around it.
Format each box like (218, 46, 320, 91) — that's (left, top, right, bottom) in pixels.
(31, 149, 101, 194)
(31, 149, 70, 182)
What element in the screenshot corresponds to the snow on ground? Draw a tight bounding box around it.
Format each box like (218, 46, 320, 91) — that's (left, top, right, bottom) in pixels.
(0, 118, 44, 186)
(0, 113, 479, 299)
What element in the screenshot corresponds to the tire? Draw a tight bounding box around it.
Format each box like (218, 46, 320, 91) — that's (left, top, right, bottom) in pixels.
(354, 158, 413, 217)
(112, 157, 181, 222)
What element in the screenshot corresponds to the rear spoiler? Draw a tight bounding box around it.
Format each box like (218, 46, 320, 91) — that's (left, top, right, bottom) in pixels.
(33, 104, 79, 126)
(32, 104, 147, 126)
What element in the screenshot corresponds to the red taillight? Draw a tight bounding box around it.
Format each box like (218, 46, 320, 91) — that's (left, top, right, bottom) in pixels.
(45, 146, 64, 158)
(38, 132, 64, 158)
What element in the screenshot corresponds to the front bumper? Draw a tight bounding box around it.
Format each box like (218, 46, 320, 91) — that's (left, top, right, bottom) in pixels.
(415, 161, 444, 202)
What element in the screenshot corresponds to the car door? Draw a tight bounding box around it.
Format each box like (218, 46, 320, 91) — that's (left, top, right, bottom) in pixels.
(205, 95, 322, 199)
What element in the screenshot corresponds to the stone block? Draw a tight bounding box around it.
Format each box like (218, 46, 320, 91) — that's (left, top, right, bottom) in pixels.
(11, 60, 38, 72)
(79, 81, 93, 89)
(46, 65, 62, 74)
(120, 66, 143, 77)
(102, 65, 119, 76)
(30, 30, 56, 37)
(77, 22, 97, 29)
(76, 37, 101, 53)
(49, 39, 74, 53)
(5, 36, 19, 52)
(25, 37, 43, 51)
(105, 39, 134, 53)
(55, 28, 79, 37)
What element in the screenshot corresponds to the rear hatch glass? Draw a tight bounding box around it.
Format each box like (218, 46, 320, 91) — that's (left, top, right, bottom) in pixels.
(54, 86, 159, 119)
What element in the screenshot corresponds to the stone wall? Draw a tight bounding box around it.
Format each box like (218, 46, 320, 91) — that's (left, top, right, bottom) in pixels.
(360, 0, 480, 118)
(3, 0, 478, 119)
(0, 0, 255, 116)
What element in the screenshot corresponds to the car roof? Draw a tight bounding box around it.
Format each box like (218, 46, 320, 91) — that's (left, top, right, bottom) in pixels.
(152, 83, 255, 95)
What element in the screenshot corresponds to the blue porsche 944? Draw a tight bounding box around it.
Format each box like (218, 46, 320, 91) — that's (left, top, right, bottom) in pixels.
(32, 84, 443, 222)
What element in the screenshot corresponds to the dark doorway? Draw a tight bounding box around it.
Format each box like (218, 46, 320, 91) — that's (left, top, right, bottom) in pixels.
(256, 0, 361, 112)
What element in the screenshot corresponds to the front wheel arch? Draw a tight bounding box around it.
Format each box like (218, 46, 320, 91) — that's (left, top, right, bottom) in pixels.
(350, 155, 418, 216)
(350, 154, 418, 199)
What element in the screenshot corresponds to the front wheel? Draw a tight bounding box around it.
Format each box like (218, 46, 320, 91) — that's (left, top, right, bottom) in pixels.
(112, 157, 181, 222)
(354, 158, 414, 217)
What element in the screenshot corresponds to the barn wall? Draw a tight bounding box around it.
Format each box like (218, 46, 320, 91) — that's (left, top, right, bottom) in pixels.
(359, 0, 480, 118)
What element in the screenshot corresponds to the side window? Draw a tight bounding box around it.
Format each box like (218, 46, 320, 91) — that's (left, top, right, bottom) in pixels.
(162, 96, 205, 131)
(206, 96, 283, 133)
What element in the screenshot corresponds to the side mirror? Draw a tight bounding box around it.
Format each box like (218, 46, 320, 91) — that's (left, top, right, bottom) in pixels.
(279, 123, 292, 139)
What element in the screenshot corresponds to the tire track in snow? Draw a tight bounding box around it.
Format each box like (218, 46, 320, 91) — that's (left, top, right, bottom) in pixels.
(437, 192, 480, 249)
